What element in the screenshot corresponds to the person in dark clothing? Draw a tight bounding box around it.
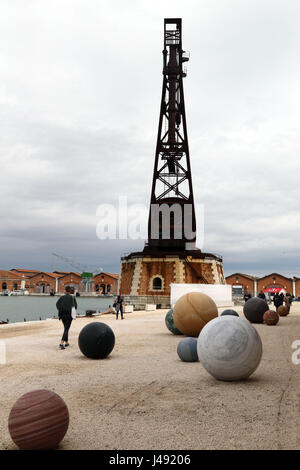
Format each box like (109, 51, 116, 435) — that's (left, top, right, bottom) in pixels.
(244, 293, 251, 302)
(273, 293, 283, 311)
(258, 291, 266, 300)
(284, 293, 292, 313)
(56, 286, 77, 349)
(115, 294, 124, 320)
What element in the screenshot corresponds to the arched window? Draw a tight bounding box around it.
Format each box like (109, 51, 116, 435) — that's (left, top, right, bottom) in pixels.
(13, 283, 18, 291)
(95, 284, 99, 292)
(153, 277, 162, 290)
(35, 284, 39, 293)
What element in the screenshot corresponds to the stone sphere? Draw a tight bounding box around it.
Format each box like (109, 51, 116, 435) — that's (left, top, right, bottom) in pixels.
(165, 309, 183, 335)
(173, 292, 218, 337)
(243, 297, 268, 323)
(220, 309, 239, 317)
(263, 310, 279, 325)
(78, 322, 115, 359)
(197, 316, 263, 381)
(177, 337, 198, 362)
(8, 389, 69, 450)
(277, 305, 289, 317)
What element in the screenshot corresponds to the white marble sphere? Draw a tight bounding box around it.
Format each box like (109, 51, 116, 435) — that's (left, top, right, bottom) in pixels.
(197, 316, 262, 381)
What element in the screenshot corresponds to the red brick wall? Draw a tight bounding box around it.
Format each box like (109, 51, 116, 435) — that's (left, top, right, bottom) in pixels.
(0, 270, 24, 291)
(226, 274, 255, 295)
(138, 261, 175, 296)
(257, 275, 293, 294)
(119, 262, 135, 295)
(28, 273, 57, 294)
(93, 273, 118, 295)
(58, 274, 82, 293)
(185, 262, 214, 284)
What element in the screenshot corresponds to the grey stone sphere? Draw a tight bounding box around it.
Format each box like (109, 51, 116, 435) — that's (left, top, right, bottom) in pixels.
(220, 309, 239, 317)
(243, 297, 268, 323)
(197, 316, 262, 381)
(177, 337, 198, 362)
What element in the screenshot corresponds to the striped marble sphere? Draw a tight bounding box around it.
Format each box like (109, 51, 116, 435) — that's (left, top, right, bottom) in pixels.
(8, 389, 69, 450)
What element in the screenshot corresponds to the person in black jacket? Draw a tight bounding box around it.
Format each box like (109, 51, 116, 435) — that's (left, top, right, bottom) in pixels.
(273, 293, 283, 311)
(115, 294, 124, 320)
(56, 286, 77, 349)
(258, 291, 266, 300)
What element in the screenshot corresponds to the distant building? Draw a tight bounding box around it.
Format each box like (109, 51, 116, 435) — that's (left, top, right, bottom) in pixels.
(0, 270, 25, 292)
(27, 272, 62, 294)
(226, 272, 297, 297)
(225, 273, 257, 297)
(93, 272, 119, 295)
(0, 268, 119, 295)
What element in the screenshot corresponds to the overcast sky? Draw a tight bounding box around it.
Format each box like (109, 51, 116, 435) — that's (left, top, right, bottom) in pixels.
(0, 0, 300, 277)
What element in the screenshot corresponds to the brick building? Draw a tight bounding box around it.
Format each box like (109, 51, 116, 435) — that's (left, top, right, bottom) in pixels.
(28, 272, 62, 294)
(225, 273, 257, 297)
(57, 272, 83, 294)
(0, 268, 119, 295)
(226, 272, 296, 297)
(93, 272, 119, 295)
(294, 277, 300, 297)
(0, 270, 25, 292)
(119, 252, 224, 308)
(257, 273, 293, 295)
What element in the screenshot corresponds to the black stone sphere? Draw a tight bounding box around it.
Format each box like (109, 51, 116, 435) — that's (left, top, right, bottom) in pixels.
(220, 309, 239, 317)
(243, 297, 268, 324)
(78, 322, 115, 359)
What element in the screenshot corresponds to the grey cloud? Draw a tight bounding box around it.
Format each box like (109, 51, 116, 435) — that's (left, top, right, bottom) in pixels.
(0, 0, 300, 277)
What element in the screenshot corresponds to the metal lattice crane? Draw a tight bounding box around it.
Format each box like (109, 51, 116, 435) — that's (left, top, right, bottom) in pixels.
(146, 18, 196, 252)
(51, 253, 103, 275)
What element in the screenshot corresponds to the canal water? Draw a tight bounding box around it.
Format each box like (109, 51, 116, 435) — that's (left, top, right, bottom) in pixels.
(0, 296, 114, 324)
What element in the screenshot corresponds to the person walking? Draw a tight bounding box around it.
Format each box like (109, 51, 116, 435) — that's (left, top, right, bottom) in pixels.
(56, 285, 77, 349)
(114, 294, 124, 320)
(284, 293, 293, 314)
(273, 293, 283, 311)
(258, 291, 266, 300)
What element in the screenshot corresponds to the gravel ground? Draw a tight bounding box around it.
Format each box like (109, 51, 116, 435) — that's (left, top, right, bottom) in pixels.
(0, 304, 299, 450)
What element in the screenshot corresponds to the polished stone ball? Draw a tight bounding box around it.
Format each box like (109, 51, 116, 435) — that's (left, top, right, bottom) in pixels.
(78, 322, 115, 359)
(220, 309, 239, 317)
(173, 292, 218, 337)
(8, 389, 69, 450)
(177, 337, 198, 362)
(263, 310, 279, 325)
(277, 305, 289, 317)
(197, 316, 263, 381)
(165, 309, 183, 335)
(243, 297, 269, 323)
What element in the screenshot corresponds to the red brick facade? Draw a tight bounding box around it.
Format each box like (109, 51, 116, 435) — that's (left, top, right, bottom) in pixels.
(226, 273, 256, 296)
(257, 273, 293, 295)
(0, 269, 119, 295)
(93, 273, 118, 295)
(294, 278, 300, 297)
(27, 272, 61, 294)
(0, 270, 24, 292)
(119, 255, 224, 298)
(57, 273, 83, 294)
(226, 272, 296, 297)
